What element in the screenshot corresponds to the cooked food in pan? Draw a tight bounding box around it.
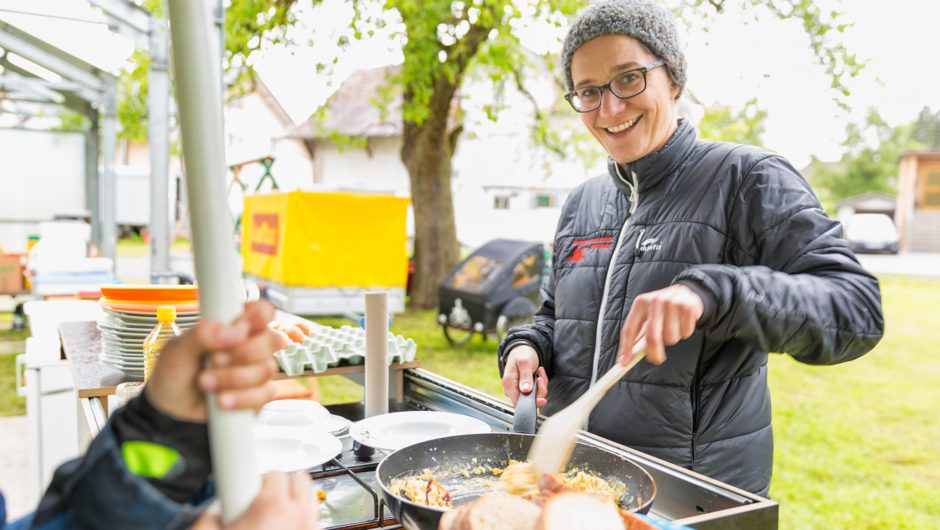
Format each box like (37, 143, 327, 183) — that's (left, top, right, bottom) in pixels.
(390, 470, 454, 509)
(501, 461, 539, 496)
(391, 461, 626, 511)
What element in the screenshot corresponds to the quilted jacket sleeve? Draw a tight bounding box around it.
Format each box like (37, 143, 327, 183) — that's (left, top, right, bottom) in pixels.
(29, 392, 212, 530)
(675, 155, 884, 365)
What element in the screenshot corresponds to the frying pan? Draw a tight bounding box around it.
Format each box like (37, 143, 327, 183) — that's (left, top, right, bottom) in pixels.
(375, 386, 657, 530)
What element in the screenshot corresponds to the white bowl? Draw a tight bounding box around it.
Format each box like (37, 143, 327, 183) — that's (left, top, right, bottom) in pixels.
(257, 399, 329, 427)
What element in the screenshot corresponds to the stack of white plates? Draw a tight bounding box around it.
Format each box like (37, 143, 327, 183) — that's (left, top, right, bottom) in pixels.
(255, 399, 352, 436)
(97, 306, 200, 379)
(98, 287, 199, 379)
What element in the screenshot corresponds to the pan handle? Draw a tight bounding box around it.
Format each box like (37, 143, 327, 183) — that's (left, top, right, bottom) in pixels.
(512, 376, 538, 434)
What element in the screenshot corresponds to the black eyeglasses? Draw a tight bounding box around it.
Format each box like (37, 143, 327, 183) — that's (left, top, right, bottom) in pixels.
(564, 60, 665, 113)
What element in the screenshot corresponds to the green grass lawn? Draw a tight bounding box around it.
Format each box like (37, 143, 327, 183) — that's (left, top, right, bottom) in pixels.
(767, 275, 940, 529)
(116, 237, 193, 258)
(0, 313, 27, 416)
(0, 352, 25, 416)
(0, 275, 937, 528)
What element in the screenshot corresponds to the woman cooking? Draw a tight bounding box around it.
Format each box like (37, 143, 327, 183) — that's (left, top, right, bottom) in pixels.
(498, 0, 884, 496)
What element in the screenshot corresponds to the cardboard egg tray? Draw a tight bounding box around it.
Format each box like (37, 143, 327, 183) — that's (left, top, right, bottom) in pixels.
(274, 324, 417, 376)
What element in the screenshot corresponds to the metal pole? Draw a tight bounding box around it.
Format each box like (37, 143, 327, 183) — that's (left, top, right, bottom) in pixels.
(215, 0, 225, 99)
(85, 111, 100, 248)
(166, 0, 259, 522)
(365, 292, 390, 419)
(99, 83, 117, 263)
(149, 17, 171, 278)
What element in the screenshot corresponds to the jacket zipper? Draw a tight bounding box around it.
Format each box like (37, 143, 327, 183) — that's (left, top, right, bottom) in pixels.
(589, 166, 640, 388)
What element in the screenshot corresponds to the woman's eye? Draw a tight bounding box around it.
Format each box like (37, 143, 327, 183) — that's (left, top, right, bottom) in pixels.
(620, 73, 640, 83)
(580, 87, 600, 100)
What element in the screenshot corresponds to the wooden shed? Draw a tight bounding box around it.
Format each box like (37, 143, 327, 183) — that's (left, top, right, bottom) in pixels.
(897, 151, 940, 252)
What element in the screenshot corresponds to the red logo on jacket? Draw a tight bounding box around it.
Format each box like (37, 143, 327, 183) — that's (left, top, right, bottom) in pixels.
(567, 236, 614, 263)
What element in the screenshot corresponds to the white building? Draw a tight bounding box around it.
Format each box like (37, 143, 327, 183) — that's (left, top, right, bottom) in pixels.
(285, 65, 600, 249)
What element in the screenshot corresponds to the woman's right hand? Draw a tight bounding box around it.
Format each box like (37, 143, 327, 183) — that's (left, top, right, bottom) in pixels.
(501, 345, 549, 407)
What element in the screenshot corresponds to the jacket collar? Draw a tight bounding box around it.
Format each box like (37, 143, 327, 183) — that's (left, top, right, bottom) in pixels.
(608, 118, 697, 197)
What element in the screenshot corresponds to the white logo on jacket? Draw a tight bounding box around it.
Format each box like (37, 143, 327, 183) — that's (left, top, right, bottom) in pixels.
(638, 237, 662, 252)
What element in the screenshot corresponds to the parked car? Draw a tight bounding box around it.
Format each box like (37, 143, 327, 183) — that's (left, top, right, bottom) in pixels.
(438, 239, 544, 345)
(843, 213, 900, 254)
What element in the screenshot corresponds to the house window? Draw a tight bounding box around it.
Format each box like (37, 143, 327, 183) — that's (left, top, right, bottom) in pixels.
(534, 194, 555, 208)
(925, 169, 940, 208)
(493, 195, 511, 209)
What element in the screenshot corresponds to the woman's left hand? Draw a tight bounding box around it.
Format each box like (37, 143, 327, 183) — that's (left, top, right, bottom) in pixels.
(617, 284, 704, 365)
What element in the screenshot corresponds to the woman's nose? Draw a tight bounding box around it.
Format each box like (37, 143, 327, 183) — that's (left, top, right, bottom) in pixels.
(598, 88, 629, 118)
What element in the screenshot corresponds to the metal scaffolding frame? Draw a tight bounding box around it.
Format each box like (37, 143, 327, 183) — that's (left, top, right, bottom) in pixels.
(0, 1, 170, 271)
(0, 19, 118, 260)
(88, 0, 171, 277)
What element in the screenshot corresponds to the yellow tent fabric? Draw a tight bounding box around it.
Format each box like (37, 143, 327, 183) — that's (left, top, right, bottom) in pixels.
(242, 191, 409, 288)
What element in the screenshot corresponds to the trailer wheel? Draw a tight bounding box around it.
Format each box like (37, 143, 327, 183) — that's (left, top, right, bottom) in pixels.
(443, 325, 474, 345)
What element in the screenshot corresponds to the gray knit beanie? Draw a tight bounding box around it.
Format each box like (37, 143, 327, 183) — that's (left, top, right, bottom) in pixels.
(562, 0, 686, 96)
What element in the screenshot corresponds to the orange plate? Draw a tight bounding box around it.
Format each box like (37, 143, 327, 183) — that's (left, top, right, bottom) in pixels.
(101, 285, 198, 302)
(99, 298, 200, 313)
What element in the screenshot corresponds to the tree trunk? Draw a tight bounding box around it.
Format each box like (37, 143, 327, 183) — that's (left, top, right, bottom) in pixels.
(401, 78, 461, 310)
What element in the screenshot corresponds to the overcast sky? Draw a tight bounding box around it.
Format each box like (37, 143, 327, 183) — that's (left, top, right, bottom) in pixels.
(2, 0, 938, 169)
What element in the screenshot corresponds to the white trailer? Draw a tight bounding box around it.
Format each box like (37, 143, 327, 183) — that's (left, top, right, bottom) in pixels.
(0, 128, 86, 252)
(0, 128, 177, 251)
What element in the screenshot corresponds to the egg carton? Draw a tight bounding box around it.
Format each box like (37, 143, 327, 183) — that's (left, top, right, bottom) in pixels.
(274, 324, 418, 376)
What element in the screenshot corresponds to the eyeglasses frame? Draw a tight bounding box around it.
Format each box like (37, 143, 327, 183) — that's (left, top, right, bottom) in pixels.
(564, 59, 666, 113)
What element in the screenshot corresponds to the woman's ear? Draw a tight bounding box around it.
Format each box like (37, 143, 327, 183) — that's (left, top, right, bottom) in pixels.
(670, 81, 680, 101)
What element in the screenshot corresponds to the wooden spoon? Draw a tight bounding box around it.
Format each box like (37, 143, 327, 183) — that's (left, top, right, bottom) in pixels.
(528, 338, 648, 477)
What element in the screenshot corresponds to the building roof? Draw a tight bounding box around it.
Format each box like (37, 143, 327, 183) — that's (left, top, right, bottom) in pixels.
(288, 65, 402, 140)
(253, 75, 294, 128)
(835, 191, 896, 208)
(901, 149, 940, 160)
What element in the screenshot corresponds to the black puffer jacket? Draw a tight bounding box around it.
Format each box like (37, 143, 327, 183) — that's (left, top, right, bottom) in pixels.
(497, 119, 884, 495)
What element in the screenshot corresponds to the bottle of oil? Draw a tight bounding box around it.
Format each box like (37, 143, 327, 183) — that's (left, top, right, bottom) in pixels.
(143, 306, 181, 381)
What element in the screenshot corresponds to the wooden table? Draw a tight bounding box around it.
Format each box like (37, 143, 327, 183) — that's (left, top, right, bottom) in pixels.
(59, 321, 130, 399)
(59, 320, 420, 429)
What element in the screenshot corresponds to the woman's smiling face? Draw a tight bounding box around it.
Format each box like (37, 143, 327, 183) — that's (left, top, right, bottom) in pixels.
(570, 34, 680, 165)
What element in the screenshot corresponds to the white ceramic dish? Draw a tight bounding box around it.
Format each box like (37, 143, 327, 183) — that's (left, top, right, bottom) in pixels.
(98, 320, 152, 332)
(317, 414, 352, 435)
(350, 411, 491, 452)
(104, 308, 200, 323)
(100, 337, 148, 348)
(98, 359, 144, 377)
(98, 328, 152, 339)
(104, 305, 201, 316)
(102, 344, 146, 354)
(257, 399, 329, 427)
(101, 344, 145, 355)
(252, 425, 342, 473)
(100, 335, 147, 347)
(98, 352, 144, 366)
(102, 318, 197, 330)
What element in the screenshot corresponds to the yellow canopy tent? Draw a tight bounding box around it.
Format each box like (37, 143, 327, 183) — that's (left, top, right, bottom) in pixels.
(242, 190, 409, 289)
